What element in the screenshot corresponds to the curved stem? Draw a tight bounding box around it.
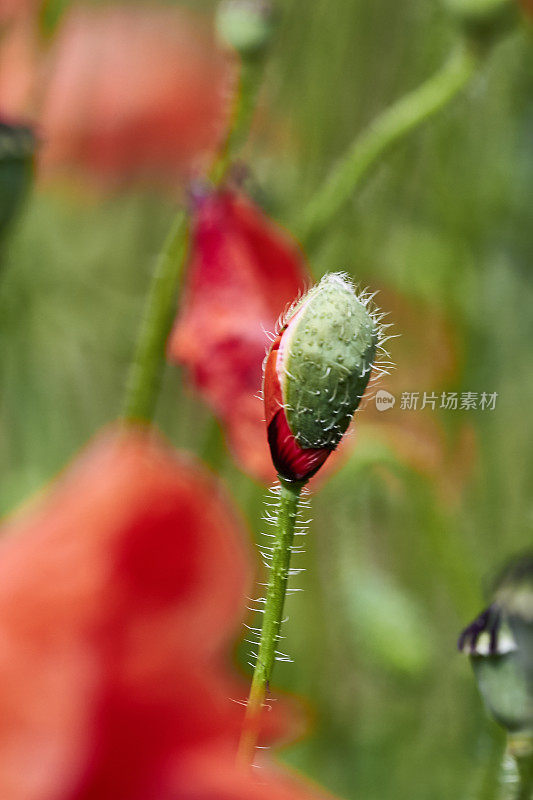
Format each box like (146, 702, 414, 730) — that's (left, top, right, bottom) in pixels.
(237, 478, 304, 768)
(297, 40, 481, 248)
(122, 210, 189, 422)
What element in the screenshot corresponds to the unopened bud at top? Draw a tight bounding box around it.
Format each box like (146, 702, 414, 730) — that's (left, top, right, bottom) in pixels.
(263, 273, 380, 483)
(216, 0, 274, 57)
(443, 0, 518, 43)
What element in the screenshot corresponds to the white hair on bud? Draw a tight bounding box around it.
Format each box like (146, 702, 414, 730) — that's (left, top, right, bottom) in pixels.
(264, 271, 396, 410)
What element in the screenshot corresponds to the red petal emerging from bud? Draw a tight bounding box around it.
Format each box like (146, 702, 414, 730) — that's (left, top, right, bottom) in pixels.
(169, 190, 309, 482)
(267, 408, 332, 483)
(263, 334, 331, 483)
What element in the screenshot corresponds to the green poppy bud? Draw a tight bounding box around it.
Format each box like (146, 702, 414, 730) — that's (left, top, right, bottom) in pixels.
(443, 0, 519, 45)
(263, 273, 381, 482)
(216, 0, 274, 58)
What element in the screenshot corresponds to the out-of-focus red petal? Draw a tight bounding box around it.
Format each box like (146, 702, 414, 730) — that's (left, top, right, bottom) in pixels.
(37, 6, 232, 188)
(0, 0, 37, 24)
(0, 428, 337, 798)
(0, 428, 252, 799)
(176, 751, 337, 800)
(169, 190, 310, 483)
(0, 19, 39, 118)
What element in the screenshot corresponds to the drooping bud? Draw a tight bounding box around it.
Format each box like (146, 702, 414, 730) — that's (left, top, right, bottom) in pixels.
(215, 0, 274, 57)
(263, 273, 379, 483)
(458, 553, 533, 734)
(0, 119, 35, 241)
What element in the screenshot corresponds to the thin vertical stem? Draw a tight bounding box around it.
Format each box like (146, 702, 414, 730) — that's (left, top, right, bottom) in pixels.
(498, 733, 533, 800)
(476, 728, 506, 800)
(512, 734, 533, 800)
(122, 210, 189, 422)
(122, 49, 266, 423)
(210, 55, 263, 186)
(237, 478, 304, 768)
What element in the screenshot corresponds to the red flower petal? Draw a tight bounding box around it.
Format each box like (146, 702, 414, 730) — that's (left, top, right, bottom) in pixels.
(0, 0, 36, 25)
(0, 428, 250, 798)
(37, 6, 232, 188)
(176, 751, 338, 800)
(169, 190, 310, 483)
(0, 428, 337, 798)
(0, 18, 38, 119)
(262, 327, 331, 483)
(267, 409, 331, 483)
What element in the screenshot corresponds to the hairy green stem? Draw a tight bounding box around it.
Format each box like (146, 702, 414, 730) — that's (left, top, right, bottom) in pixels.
(237, 478, 303, 767)
(122, 210, 189, 422)
(297, 40, 481, 247)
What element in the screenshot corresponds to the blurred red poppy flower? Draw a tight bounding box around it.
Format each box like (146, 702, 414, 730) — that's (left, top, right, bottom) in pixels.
(37, 5, 232, 189)
(0, 428, 332, 800)
(0, 0, 36, 25)
(169, 189, 311, 483)
(0, 16, 39, 119)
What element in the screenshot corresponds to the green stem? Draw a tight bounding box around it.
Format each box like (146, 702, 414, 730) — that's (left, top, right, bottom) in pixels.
(122, 50, 266, 423)
(210, 55, 263, 186)
(297, 40, 481, 248)
(509, 733, 533, 800)
(476, 728, 506, 800)
(122, 210, 189, 422)
(237, 477, 303, 767)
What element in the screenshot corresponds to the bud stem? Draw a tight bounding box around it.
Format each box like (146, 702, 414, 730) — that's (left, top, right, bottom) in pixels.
(237, 477, 304, 768)
(297, 40, 481, 248)
(508, 733, 533, 800)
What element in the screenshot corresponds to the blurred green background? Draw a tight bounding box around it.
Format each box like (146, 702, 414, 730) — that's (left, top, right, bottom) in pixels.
(1, 1, 533, 798)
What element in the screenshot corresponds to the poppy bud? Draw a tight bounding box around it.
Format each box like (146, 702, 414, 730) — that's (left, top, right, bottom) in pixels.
(443, 0, 518, 43)
(263, 273, 379, 483)
(216, 0, 274, 57)
(0, 118, 35, 240)
(458, 553, 533, 734)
